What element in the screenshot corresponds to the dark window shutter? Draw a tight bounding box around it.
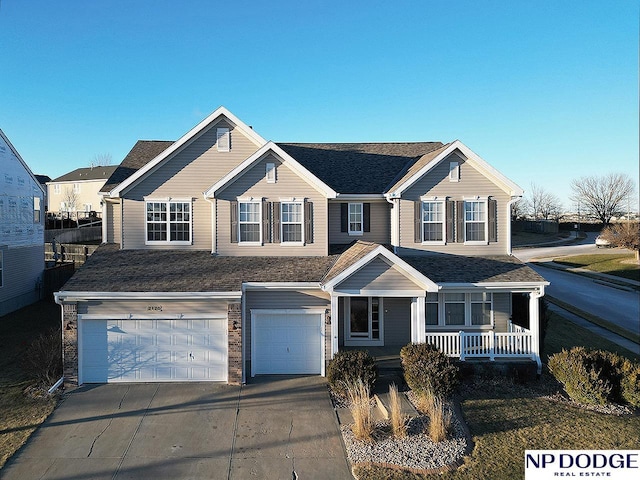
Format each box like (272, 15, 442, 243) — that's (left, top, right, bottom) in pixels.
(414, 201, 422, 243)
(446, 200, 455, 243)
(489, 198, 497, 242)
(230, 200, 238, 243)
(272, 201, 281, 243)
(363, 203, 370, 232)
(456, 200, 465, 243)
(304, 201, 313, 244)
(340, 203, 348, 232)
(263, 201, 271, 243)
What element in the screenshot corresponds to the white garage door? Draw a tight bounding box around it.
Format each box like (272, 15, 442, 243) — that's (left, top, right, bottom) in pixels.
(79, 317, 227, 383)
(251, 310, 324, 376)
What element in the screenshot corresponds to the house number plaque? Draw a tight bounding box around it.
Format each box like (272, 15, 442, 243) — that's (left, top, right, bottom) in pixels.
(147, 305, 163, 312)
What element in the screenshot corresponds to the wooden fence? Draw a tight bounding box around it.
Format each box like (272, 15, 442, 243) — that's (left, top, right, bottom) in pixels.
(43, 263, 75, 298)
(45, 243, 99, 266)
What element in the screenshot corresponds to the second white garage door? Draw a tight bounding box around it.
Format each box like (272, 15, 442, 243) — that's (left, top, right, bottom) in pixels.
(79, 316, 228, 384)
(251, 310, 324, 376)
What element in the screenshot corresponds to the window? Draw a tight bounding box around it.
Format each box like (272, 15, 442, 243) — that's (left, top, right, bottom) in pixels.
(266, 163, 276, 183)
(239, 202, 261, 243)
(422, 201, 444, 242)
(345, 297, 382, 344)
(84, 203, 92, 212)
(281, 202, 303, 243)
(449, 161, 460, 182)
(348, 203, 363, 235)
(426, 293, 439, 325)
(216, 127, 230, 152)
(73, 183, 81, 194)
(465, 200, 486, 242)
(146, 201, 191, 244)
(53, 184, 60, 194)
(33, 197, 41, 223)
(427, 292, 493, 328)
(444, 293, 466, 326)
(470, 293, 492, 326)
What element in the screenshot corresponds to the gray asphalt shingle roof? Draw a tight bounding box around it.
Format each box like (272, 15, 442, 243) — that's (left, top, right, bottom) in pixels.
(51, 166, 118, 183)
(278, 142, 444, 194)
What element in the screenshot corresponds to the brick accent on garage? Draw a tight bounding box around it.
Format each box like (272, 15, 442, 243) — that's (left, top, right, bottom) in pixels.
(63, 302, 78, 388)
(227, 302, 242, 384)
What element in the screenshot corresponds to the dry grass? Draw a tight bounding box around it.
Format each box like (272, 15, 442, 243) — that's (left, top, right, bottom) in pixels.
(346, 378, 374, 442)
(428, 396, 452, 443)
(388, 383, 407, 438)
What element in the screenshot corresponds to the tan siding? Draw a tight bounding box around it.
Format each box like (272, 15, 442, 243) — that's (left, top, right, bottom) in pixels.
(120, 120, 260, 250)
(335, 257, 420, 292)
(106, 201, 121, 244)
(493, 292, 510, 333)
(398, 151, 511, 255)
(0, 245, 44, 316)
(328, 201, 390, 245)
(244, 289, 330, 363)
(216, 153, 328, 256)
(79, 299, 230, 316)
(383, 297, 411, 346)
(47, 179, 106, 212)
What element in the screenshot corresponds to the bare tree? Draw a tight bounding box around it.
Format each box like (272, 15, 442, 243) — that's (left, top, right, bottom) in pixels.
(528, 183, 564, 221)
(90, 153, 112, 168)
(600, 222, 639, 261)
(511, 197, 530, 221)
(570, 173, 635, 225)
(62, 186, 78, 213)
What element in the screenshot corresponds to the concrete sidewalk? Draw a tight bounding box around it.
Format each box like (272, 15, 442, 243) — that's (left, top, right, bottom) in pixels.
(2, 377, 352, 479)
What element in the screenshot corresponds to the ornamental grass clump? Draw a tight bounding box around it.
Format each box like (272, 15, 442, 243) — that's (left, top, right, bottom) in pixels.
(345, 378, 374, 442)
(388, 383, 407, 438)
(428, 395, 452, 443)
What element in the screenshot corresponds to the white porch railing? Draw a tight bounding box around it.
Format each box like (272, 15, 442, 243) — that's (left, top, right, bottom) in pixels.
(425, 330, 536, 361)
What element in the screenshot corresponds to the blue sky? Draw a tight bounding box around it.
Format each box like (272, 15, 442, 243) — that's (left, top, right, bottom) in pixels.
(0, 0, 637, 209)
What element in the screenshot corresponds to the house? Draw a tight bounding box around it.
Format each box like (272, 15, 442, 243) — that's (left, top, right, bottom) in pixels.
(47, 165, 117, 216)
(54, 107, 548, 387)
(0, 129, 45, 316)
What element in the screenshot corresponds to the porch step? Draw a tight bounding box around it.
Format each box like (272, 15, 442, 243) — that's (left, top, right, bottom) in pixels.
(373, 391, 419, 420)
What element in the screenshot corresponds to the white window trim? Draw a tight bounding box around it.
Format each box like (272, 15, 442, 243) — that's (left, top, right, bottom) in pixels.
(53, 184, 61, 194)
(421, 199, 446, 245)
(348, 202, 363, 236)
(463, 197, 489, 246)
(73, 183, 81, 194)
(280, 201, 304, 246)
(266, 162, 276, 183)
(344, 297, 384, 346)
(426, 292, 494, 329)
(449, 161, 460, 182)
(238, 200, 262, 246)
(216, 127, 230, 152)
(145, 199, 193, 246)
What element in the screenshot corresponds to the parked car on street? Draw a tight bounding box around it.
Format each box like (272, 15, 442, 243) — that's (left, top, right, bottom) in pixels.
(595, 235, 612, 248)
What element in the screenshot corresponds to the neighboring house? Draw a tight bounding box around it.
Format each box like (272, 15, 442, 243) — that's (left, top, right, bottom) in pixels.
(47, 166, 117, 215)
(34, 174, 51, 213)
(55, 107, 548, 387)
(0, 129, 45, 317)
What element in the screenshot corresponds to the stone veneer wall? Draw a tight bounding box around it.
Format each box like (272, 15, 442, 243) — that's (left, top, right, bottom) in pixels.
(63, 303, 78, 388)
(227, 302, 242, 384)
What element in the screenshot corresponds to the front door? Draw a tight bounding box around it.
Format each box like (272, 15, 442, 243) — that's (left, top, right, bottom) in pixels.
(345, 297, 383, 346)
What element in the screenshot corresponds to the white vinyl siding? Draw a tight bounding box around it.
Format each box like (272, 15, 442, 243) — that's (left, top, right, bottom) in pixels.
(328, 201, 390, 245)
(422, 201, 444, 243)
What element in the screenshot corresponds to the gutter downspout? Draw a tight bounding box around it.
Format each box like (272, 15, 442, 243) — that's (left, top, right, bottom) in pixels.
(204, 195, 216, 255)
(507, 195, 522, 255)
(53, 292, 65, 391)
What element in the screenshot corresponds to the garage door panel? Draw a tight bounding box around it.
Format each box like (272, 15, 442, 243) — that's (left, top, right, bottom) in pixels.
(81, 317, 227, 383)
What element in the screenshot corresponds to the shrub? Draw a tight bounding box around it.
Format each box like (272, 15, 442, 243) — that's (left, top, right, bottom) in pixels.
(620, 360, 640, 407)
(548, 347, 614, 405)
(327, 350, 377, 398)
(21, 329, 63, 385)
(388, 383, 407, 438)
(400, 343, 459, 398)
(346, 378, 373, 442)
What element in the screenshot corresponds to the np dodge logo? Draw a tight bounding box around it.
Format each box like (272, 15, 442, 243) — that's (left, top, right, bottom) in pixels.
(525, 450, 639, 479)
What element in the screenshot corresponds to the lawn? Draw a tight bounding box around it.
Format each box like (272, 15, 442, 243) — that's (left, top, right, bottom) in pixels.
(553, 253, 640, 281)
(0, 301, 60, 469)
(353, 313, 640, 480)
(511, 231, 572, 247)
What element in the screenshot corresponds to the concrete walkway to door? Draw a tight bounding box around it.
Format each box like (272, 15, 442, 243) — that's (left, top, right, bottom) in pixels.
(2, 376, 352, 479)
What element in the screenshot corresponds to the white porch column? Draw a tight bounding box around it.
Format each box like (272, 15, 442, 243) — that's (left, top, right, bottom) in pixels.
(529, 290, 543, 374)
(100, 198, 107, 243)
(330, 294, 339, 357)
(411, 296, 426, 343)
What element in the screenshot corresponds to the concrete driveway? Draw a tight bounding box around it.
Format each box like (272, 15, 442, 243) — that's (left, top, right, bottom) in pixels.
(2, 376, 352, 479)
